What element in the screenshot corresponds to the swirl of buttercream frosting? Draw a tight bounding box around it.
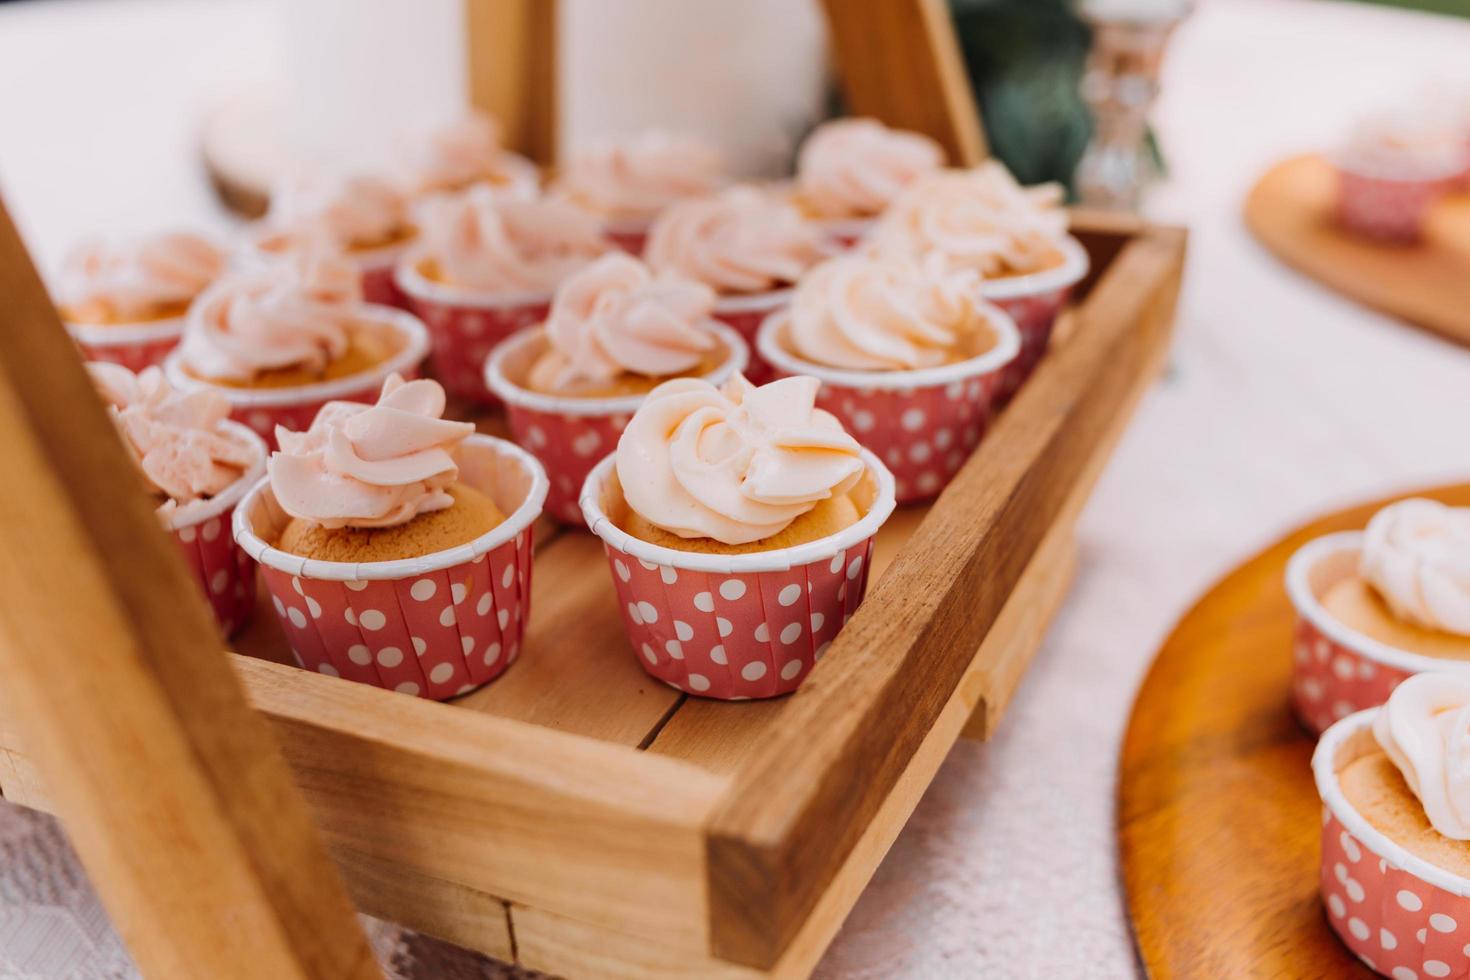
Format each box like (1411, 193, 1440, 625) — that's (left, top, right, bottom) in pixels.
(867, 163, 1069, 277)
(59, 232, 227, 321)
(785, 252, 987, 370)
(645, 186, 828, 295)
(178, 252, 364, 382)
(417, 185, 609, 293)
(267, 173, 412, 250)
(615, 374, 864, 545)
(532, 253, 719, 389)
(1373, 672, 1470, 839)
(268, 374, 475, 530)
(1362, 499, 1470, 637)
(554, 130, 725, 221)
(399, 112, 540, 198)
(88, 362, 260, 513)
(795, 118, 945, 220)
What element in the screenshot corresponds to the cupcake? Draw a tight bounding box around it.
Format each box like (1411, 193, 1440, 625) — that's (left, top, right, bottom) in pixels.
(249, 173, 417, 306)
(233, 374, 548, 699)
(1334, 112, 1468, 243)
(758, 252, 1020, 503)
(645, 185, 828, 381)
(790, 117, 945, 247)
(397, 111, 541, 202)
(1287, 499, 1470, 734)
(395, 186, 611, 404)
(484, 252, 748, 522)
(552, 130, 727, 254)
(164, 251, 430, 446)
(867, 163, 1089, 404)
(88, 362, 266, 636)
(56, 232, 228, 369)
(1315, 674, 1470, 979)
(581, 374, 896, 699)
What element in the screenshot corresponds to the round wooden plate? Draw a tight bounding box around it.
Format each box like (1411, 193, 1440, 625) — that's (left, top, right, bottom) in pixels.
(1244, 155, 1470, 348)
(1120, 482, 1470, 978)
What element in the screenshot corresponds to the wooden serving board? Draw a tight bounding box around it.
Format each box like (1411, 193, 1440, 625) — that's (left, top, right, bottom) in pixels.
(1243, 154, 1470, 348)
(1120, 481, 1470, 979)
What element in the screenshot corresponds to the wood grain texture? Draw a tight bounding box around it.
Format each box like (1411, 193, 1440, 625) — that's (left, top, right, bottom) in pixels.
(0, 201, 378, 978)
(1120, 482, 1470, 980)
(465, 0, 558, 164)
(819, 0, 987, 166)
(1245, 154, 1470, 348)
(705, 224, 1187, 968)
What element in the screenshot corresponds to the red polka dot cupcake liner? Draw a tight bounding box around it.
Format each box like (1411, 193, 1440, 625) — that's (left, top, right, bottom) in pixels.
(979, 234, 1089, 407)
(580, 450, 896, 700)
(1315, 710, 1470, 979)
(164, 420, 267, 638)
(713, 288, 793, 385)
(233, 435, 549, 700)
(757, 303, 1020, 504)
(67, 317, 185, 371)
(162, 306, 429, 450)
(483, 322, 748, 524)
(1334, 160, 1459, 244)
(395, 259, 552, 405)
(1285, 532, 1464, 735)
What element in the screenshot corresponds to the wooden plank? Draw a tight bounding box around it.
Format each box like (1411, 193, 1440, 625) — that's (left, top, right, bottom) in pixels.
(703, 225, 1187, 968)
(0, 200, 378, 978)
(819, 0, 987, 165)
(465, 0, 559, 164)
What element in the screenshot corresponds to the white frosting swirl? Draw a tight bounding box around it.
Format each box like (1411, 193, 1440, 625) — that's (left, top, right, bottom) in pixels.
(796, 118, 945, 219)
(1362, 499, 1470, 637)
(645, 186, 827, 295)
(616, 374, 864, 545)
(1373, 672, 1470, 839)
(58, 232, 226, 321)
(399, 112, 540, 197)
(554, 130, 725, 221)
(267, 173, 412, 250)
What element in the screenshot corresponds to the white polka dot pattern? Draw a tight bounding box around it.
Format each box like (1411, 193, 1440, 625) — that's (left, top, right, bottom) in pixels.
(1335, 167, 1454, 245)
(400, 286, 550, 406)
(600, 531, 877, 700)
(503, 401, 628, 524)
(257, 523, 535, 700)
(986, 288, 1068, 409)
(171, 501, 256, 639)
(70, 328, 183, 374)
(1290, 608, 1412, 735)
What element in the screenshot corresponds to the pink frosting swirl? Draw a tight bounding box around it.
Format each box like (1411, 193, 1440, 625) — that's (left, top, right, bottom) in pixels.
(786, 253, 984, 370)
(267, 173, 412, 250)
(532, 253, 719, 389)
(554, 130, 726, 222)
(796, 118, 945, 220)
(399, 112, 540, 197)
(268, 374, 475, 530)
(58, 232, 227, 321)
(645, 186, 828, 295)
(616, 374, 864, 545)
(179, 252, 363, 381)
(88, 362, 260, 515)
(867, 164, 1068, 277)
(418, 185, 610, 293)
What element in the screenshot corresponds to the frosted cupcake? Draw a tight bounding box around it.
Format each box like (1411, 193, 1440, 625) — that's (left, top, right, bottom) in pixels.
(553, 130, 727, 254)
(485, 252, 747, 522)
(248, 173, 417, 306)
(867, 163, 1089, 403)
(758, 253, 1019, 502)
(1315, 674, 1470, 979)
(1334, 112, 1468, 243)
(88, 362, 266, 636)
(395, 186, 611, 403)
(398, 111, 540, 202)
(646, 185, 828, 380)
(164, 251, 429, 446)
(1288, 499, 1470, 732)
(233, 374, 547, 699)
(790, 117, 945, 247)
(581, 374, 895, 699)
(56, 232, 228, 369)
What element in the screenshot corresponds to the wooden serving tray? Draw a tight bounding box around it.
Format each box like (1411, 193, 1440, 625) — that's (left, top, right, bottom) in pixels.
(1120, 481, 1470, 979)
(1244, 154, 1470, 348)
(0, 212, 1183, 979)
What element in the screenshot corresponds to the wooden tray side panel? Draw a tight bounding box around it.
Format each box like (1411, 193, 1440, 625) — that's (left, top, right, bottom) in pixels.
(705, 225, 1187, 968)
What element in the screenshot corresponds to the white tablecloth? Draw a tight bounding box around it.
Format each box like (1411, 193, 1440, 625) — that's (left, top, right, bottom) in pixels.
(3, 0, 1470, 976)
